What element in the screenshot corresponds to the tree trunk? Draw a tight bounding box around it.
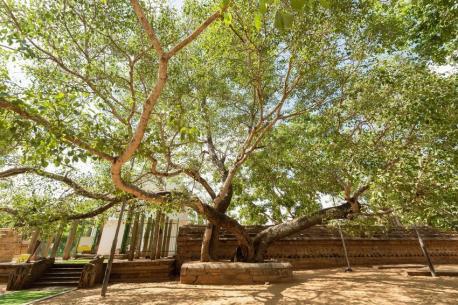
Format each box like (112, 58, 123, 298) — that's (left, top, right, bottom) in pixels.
(193, 199, 254, 262)
(252, 202, 354, 262)
(63, 220, 79, 260)
(200, 185, 233, 261)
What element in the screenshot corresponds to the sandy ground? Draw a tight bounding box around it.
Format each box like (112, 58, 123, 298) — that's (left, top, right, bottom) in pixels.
(32, 265, 458, 305)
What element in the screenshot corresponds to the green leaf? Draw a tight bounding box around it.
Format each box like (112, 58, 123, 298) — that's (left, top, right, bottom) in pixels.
(275, 11, 294, 30)
(259, 0, 268, 14)
(55, 92, 65, 100)
(254, 12, 263, 31)
(291, 0, 306, 11)
(223, 12, 232, 26)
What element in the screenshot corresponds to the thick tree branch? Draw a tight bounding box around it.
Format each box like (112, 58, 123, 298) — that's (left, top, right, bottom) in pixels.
(130, 0, 164, 56)
(253, 202, 354, 261)
(166, 5, 228, 58)
(0, 167, 128, 202)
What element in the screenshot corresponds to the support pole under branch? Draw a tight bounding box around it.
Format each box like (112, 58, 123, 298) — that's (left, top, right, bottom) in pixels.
(414, 226, 436, 277)
(101, 201, 127, 297)
(337, 222, 352, 272)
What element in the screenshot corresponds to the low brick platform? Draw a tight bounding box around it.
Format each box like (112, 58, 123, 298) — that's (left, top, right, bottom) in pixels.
(180, 262, 293, 285)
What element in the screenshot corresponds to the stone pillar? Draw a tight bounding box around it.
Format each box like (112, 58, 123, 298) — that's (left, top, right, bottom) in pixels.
(128, 211, 140, 261)
(149, 212, 161, 259)
(120, 204, 135, 254)
(135, 214, 145, 258)
(161, 218, 170, 258)
(154, 213, 165, 259)
(63, 220, 79, 260)
(91, 222, 104, 254)
(41, 237, 53, 258)
(142, 216, 153, 256)
(50, 222, 65, 258)
(164, 220, 173, 257)
(27, 229, 40, 254)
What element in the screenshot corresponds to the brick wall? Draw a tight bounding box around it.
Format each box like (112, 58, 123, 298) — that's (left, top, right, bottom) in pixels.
(176, 225, 458, 269)
(0, 229, 28, 263)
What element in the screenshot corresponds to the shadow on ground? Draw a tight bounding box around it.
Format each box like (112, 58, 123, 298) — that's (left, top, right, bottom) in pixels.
(36, 266, 458, 305)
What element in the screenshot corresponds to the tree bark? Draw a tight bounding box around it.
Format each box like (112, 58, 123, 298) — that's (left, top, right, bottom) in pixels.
(193, 199, 254, 261)
(252, 202, 354, 262)
(200, 185, 233, 261)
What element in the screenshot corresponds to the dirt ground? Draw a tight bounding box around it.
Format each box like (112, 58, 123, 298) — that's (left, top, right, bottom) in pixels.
(32, 265, 458, 305)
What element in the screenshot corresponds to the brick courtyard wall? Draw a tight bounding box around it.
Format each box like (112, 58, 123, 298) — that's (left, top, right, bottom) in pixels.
(176, 225, 458, 269)
(0, 229, 28, 263)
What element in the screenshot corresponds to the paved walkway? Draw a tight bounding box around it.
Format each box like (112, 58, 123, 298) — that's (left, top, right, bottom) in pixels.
(36, 266, 458, 305)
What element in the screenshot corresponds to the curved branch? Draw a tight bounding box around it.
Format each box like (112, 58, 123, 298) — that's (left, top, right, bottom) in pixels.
(0, 200, 124, 226)
(0, 167, 128, 202)
(252, 202, 354, 262)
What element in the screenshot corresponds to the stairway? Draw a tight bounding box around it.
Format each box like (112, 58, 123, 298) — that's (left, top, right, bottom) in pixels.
(31, 263, 84, 288)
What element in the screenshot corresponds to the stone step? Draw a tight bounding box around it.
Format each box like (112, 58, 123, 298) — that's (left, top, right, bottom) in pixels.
(52, 263, 86, 268)
(40, 276, 81, 282)
(30, 281, 79, 287)
(44, 271, 82, 276)
(49, 267, 84, 271)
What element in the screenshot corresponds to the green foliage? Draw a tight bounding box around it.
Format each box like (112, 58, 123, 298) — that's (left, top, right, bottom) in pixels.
(0, 0, 456, 231)
(402, 0, 458, 63)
